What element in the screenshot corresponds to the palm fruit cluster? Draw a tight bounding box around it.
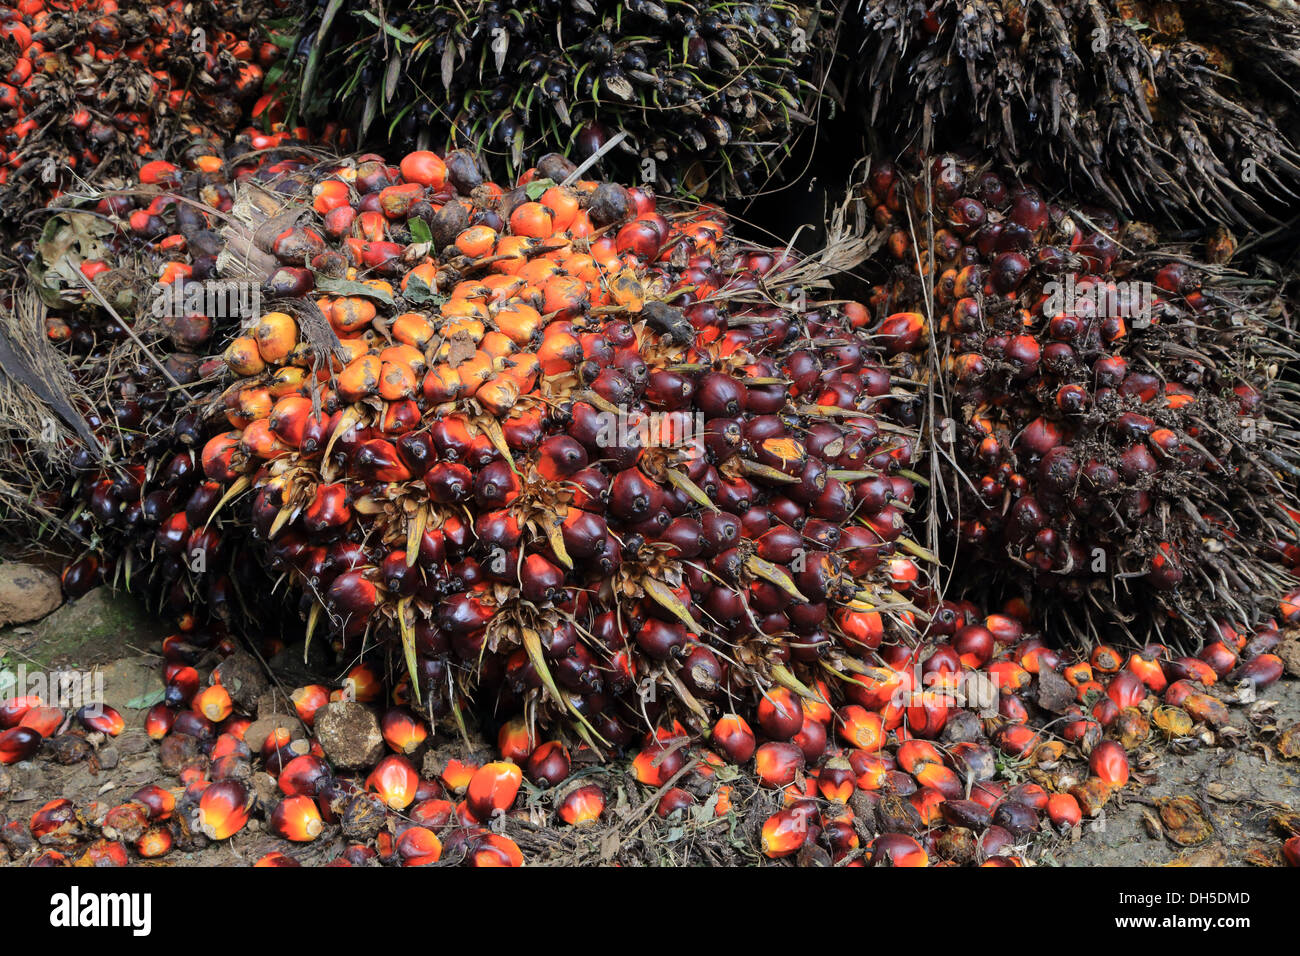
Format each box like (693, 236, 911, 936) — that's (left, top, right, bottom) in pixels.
(29, 120, 349, 631)
(283, 0, 834, 196)
(7, 586, 1294, 867)
(861, 151, 1300, 649)
(185, 144, 935, 750)
(0, 0, 290, 234)
(853, 0, 1300, 227)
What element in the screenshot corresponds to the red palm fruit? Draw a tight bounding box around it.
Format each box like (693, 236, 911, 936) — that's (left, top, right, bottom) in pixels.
(255, 852, 303, 867)
(30, 798, 77, 840)
(76, 841, 129, 868)
(1236, 654, 1284, 688)
(757, 687, 804, 741)
(636, 618, 688, 660)
(850, 752, 891, 791)
(525, 742, 570, 787)
(76, 705, 125, 736)
(1285, 836, 1300, 868)
(367, 755, 420, 809)
(409, 799, 456, 829)
(381, 708, 428, 755)
(197, 780, 252, 840)
(520, 553, 565, 604)
(558, 784, 606, 826)
(1089, 740, 1130, 788)
(906, 690, 950, 738)
(1106, 672, 1147, 709)
(633, 741, 686, 786)
(0, 694, 41, 728)
(136, 827, 173, 859)
(536, 435, 588, 480)
(1165, 656, 1218, 687)
(1182, 693, 1230, 727)
(818, 757, 856, 803)
(711, 714, 757, 763)
(290, 685, 330, 726)
(0, 727, 40, 764)
(837, 706, 885, 752)
(1047, 793, 1082, 829)
(395, 826, 443, 866)
(754, 742, 804, 788)
(278, 755, 331, 797)
(657, 787, 697, 818)
(131, 785, 175, 821)
(470, 833, 525, 867)
(761, 807, 810, 858)
(193, 684, 233, 723)
(1197, 641, 1238, 678)
(270, 795, 323, 842)
(466, 761, 523, 821)
(18, 707, 64, 738)
(870, 833, 929, 867)
(792, 715, 828, 763)
(1090, 644, 1123, 673)
(497, 716, 533, 762)
(145, 704, 175, 740)
(995, 724, 1040, 757)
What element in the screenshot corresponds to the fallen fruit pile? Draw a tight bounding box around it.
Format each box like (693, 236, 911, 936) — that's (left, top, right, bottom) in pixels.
(3, 584, 1297, 866)
(862, 152, 1300, 649)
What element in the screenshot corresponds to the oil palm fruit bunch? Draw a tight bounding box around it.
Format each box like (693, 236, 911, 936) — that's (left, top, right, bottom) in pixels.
(284, 0, 835, 197)
(862, 151, 1300, 650)
(144, 142, 938, 749)
(0, 0, 291, 234)
(25, 121, 345, 635)
(853, 0, 1300, 227)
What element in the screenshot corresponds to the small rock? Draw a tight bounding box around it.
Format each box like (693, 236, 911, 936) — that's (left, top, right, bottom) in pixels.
(251, 771, 281, 809)
(315, 702, 384, 770)
(214, 653, 269, 713)
(47, 735, 93, 765)
(0, 562, 62, 626)
(0, 766, 11, 797)
(1036, 665, 1075, 714)
(97, 745, 119, 770)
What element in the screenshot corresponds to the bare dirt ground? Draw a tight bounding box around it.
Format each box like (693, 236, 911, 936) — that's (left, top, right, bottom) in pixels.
(2, 584, 1297, 867)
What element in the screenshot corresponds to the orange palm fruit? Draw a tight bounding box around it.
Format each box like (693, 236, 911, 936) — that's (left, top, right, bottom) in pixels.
(632, 741, 686, 786)
(381, 708, 428, 755)
(366, 755, 420, 810)
(761, 807, 809, 858)
(558, 784, 606, 826)
(400, 150, 446, 187)
(455, 224, 497, 258)
(331, 296, 377, 334)
(423, 364, 463, 403)
(466, 761, 523, 821)
(396, 826, 443, 865)
(255, 851, 302, 867)
(1090, 644, 1123, 673)
(817, 756, 856, 803)
(392, 312, 436, 349)
(377, 360, 417, 401)
(837, 705, 885, 751)
(337, 354, 382, 402)
(135, 827, 173, 858)
(270, 795, 323, 842)
(254, 312, 297, 363)
(224, 335, 265, 376)
(440, 758, 479, 794)
(197, 780, 252, 840)
(193, 684, 232, 723)
(870, 832, 929, 867)
(470, 833, 524, 867)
